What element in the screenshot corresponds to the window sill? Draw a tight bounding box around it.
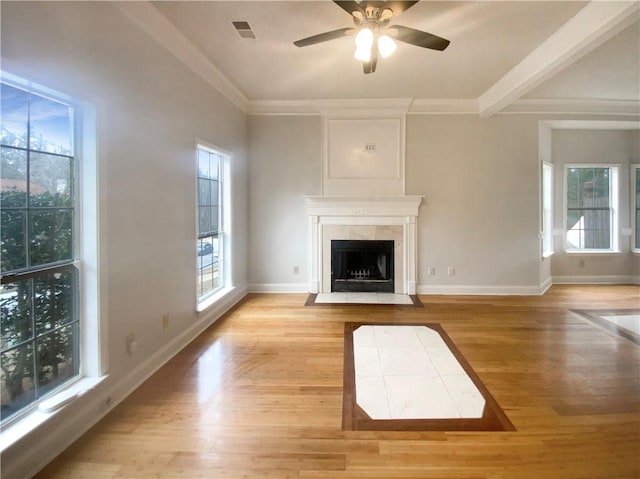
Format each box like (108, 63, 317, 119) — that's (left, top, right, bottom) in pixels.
(0, 375, 107, 452)
(565, 250, 622, 256)
(542, 251, 554, 258)
(197, 286, 235, 313)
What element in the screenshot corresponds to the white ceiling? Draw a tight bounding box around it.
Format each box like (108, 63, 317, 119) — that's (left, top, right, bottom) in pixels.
(135, 1, 639, 114)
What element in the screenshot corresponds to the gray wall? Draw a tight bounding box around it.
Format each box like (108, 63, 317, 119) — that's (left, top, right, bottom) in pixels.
(248, 115, 321, 290)
(247, 114, 545, 293)
(406, 115, 541, 291)
(551, 129, 640, 279)
(1, 2, 248, 476)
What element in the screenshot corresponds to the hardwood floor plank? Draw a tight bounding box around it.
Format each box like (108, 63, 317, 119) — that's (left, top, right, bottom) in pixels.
(33, 285, 640, 479)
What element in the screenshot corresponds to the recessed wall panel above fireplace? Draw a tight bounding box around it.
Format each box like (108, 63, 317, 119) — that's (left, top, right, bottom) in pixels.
(322, 110, 407, 197)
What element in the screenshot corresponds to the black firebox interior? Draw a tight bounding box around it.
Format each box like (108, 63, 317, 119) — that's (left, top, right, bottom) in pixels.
(331, 240, 394, 293)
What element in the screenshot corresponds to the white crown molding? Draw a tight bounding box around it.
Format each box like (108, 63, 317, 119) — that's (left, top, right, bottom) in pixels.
(478, 1, 640, 118)
(504, 99, 640, 117)
(113, 1, 249, 113)
(541, 119, 640, 130)
(248, 100, 321, 116)
(408, 98, 479, 115)
(248, 97, 640, 117)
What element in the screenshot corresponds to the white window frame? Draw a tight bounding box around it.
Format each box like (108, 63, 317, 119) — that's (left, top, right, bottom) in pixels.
(195, 140, 232, 312)
(0, 72, 105, 444)
(632, 164, 640, 254)
(564, 164, 620, 253)
(541, 161, 554, 257)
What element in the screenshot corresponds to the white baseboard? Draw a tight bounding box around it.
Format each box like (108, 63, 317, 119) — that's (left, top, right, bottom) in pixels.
(552, 275, 640, 285)
(248, 282, 309, 293)
(417, 284, 546, 295)
(539, 276, 553, 294)
(3, 285, 248, 479)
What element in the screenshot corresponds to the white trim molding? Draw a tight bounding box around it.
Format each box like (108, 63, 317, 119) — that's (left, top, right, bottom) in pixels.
(553, 275, 640, 285)
(418, 284, 549, 296)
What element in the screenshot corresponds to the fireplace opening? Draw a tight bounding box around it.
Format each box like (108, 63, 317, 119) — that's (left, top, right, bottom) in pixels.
(331, 240, 394, 293)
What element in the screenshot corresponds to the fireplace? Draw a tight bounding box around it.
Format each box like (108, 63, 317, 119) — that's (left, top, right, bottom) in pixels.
(304, 195, 423, 295)
(331, 240, 394, 293)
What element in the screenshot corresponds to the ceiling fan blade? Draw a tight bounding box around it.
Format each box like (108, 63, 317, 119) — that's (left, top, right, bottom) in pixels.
(380, 1, 419, 16)
(334, 1, 364, 16)
(294, 28, 354, 47)
(391, 25, 450, 51)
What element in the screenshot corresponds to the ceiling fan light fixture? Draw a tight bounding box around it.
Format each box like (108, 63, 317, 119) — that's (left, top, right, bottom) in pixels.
(354, 27, 374, 49)
(354, 45, 372, 62)
(377, 34, 397, 58)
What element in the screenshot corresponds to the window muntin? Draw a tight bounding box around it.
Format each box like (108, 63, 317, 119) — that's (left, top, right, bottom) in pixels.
(565, 166, 618, 251)
(0, 82, 79, 424)
(197, 146, 223, 300)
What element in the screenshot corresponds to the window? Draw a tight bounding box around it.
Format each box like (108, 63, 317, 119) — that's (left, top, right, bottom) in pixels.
(633, 165, 640, 253)
(1, 80, 79, 423)
(565, 165, 619, 252)
(196, 144, 228, 302)
(542, 162, 553, 257)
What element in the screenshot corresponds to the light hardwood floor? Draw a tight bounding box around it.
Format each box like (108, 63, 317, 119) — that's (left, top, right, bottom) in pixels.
(36, 285, 639, 478)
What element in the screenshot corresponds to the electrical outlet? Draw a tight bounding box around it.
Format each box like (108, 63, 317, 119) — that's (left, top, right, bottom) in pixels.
(579, 259, 585, 268)
(293, 265, 300, 275)
(448, 266, 455, 276)
(162, 314, 170, 330)
(126, 334, 137, 355)
(427, 267, 435, 276)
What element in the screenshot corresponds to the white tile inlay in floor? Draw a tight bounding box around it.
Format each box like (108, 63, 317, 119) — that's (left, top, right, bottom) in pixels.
(600, 314, 640, 335)
(315, 292, 414, 305)
(353, 325, 486, 420)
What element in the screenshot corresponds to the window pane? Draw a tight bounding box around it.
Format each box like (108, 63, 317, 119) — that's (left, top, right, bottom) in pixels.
(198, 206, 212, 235)
(0, 84, 29, 149)
(1, 210, 27, 272)
(209, 154, 219, 181)
(29, 209, 73, 266)
(584, 209, 610, 249)
(1, 147, 27, 207)
(30, 153, 72, 207)
(198, 149, 210, 178)
(34, 268, 76, 335)
(29, 94, 72, 155)
(36, 323, 78, 397)
(1, 278, 33, 350)
(198, 178, 211, 207)
(1, 342, 35, 420)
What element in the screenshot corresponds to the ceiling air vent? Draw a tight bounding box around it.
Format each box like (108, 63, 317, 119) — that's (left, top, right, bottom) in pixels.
(232, 21, 256, 39)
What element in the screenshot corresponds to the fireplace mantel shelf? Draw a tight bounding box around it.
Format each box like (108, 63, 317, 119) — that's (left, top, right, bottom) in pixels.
(304, 195, 423, 217)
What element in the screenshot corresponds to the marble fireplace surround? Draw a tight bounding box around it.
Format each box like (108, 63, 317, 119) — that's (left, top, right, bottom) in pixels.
(304, 196, 423, 295)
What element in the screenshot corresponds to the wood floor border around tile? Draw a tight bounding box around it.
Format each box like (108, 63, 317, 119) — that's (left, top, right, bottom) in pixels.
(571, 309, 640, 345)
(342, 322, 516, 432)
